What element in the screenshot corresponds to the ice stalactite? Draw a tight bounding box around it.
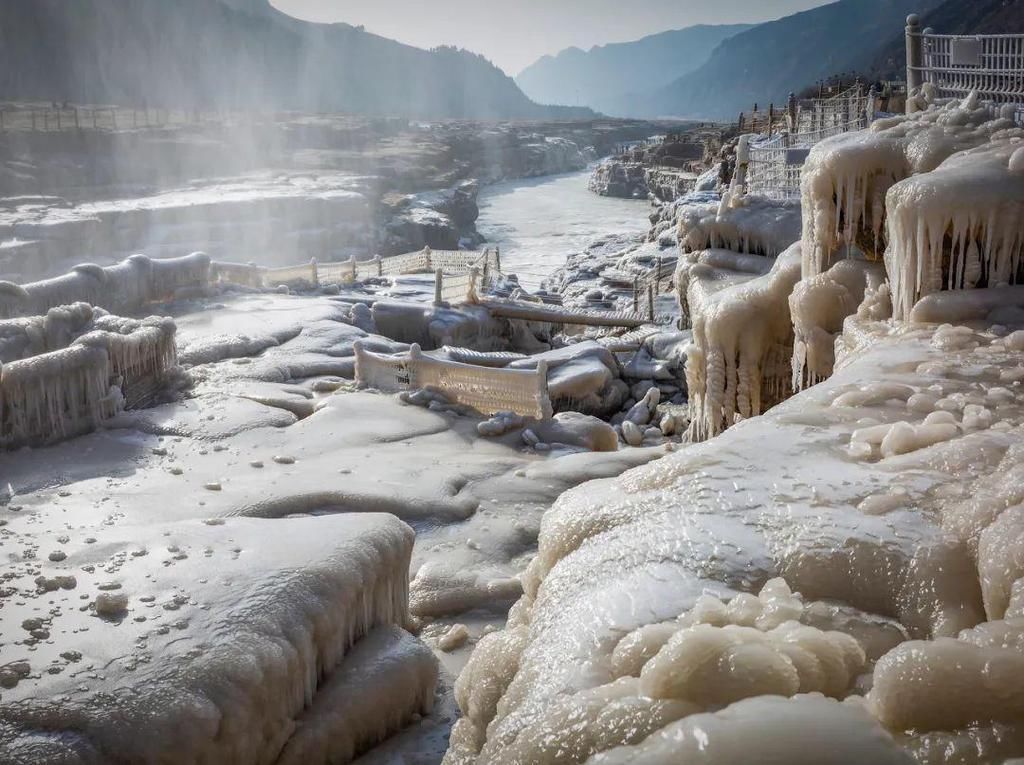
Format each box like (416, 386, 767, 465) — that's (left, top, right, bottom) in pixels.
(684, 245, 802, 442)
(886, 137, 1024, 321)
(800, 96, 1018, 281)
(789, 258, 886, 390)
(0, 307, 179, 447)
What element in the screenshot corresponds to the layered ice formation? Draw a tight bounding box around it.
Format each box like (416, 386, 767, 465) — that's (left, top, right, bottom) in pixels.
(446, 314, 1024, 764)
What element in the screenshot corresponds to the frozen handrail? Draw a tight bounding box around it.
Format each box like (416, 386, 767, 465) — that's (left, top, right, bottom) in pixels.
(0, 253, 211, 320)
(353, 341, 553, 419)
(0, 308, 177, 448)
(906, 14, 1024, 108)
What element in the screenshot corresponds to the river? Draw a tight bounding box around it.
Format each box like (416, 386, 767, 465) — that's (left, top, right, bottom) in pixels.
(476, 167, 652, 288)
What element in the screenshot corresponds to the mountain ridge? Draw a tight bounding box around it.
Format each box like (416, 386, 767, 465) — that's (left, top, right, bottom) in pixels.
(516, 24, 753, 116)
(0, 0, 595, 121)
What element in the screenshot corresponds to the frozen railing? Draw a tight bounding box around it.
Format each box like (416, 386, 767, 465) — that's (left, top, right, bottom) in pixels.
(0, 104, 274, 133)
(906, 14, 1024, 107)
(0, 307, 177, 448)
(742, 88, 871, 199)
(439, 269, 480, 305)
(0, 253, 211, 320)
(353, 341, 553, 419)
(210, 247, 498, 293)
(264, 263, 318, 286)
(794, 84, 873, 135)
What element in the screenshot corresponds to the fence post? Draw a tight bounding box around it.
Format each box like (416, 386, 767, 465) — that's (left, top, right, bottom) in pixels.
(469, 266, 480, 303)
(423, 245, 432, 272)
(434, 269, 443, 306)
(768, 104, 775, 137)
(788, 93, 798, 132)
(348, 256, 357, 283)
(734, 134, 750, 194)
(656, 256, 663, 292)
(633, 277, 640, 313)
(647, 285, 655, 322)
(376, 255, 383, 277)
(906, 13, 923, 110)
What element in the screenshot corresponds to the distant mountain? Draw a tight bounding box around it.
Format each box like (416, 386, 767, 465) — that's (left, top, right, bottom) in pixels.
(515, 24, 753, 117)
(0, 0, 594, 121)
(630, 0, 944, 120)
(871, 0, 1024, 79)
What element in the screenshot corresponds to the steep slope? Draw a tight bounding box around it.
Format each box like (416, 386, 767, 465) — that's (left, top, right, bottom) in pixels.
(871, 0, 1024, 79)
(634, 0, 942, 120)
(515, 24, 752, 116)
(0, 0, 593, 121)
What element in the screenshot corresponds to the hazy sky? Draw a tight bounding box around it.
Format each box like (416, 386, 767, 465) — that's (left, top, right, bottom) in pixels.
(270, 0, 832, 75)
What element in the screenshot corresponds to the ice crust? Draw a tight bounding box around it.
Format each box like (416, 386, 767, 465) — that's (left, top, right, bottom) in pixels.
(447, 318, 1024, 764)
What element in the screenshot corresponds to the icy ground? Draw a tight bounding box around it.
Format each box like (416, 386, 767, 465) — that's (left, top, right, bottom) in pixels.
(0, 292, 667, 762)
(446, 311, 1024, 763)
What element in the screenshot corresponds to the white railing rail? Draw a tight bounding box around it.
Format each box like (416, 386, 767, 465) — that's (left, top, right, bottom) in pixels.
(353, 341, 553, 419)
(906, 14, 1024, 107)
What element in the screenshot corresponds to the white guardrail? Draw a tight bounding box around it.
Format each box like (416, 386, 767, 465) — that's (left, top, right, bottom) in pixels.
(741, 84, 872, 200)
(906, 15, 1024, 106)
(353, 341, 553, 419)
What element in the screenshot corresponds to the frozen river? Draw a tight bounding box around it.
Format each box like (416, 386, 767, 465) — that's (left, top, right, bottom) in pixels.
(476, 166, 651, 288)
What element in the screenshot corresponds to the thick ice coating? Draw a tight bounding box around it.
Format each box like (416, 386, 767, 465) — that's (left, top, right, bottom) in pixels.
(447, 314, 1024, 763)
(684, 244, 802, 440)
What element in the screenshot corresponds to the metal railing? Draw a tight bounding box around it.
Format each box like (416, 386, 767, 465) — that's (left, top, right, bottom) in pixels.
(906, 14, 1024, 106)
(0, 104, 271, 133)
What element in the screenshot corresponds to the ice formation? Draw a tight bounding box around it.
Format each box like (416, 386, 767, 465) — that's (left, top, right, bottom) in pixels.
(886, 136, 1024, 320)
(790, 258, 886, 389)
(447, 315, 1024, 763)
(676, 193, 801, 258)
(684, 245, 802, 441)
(800, 96, 1018, 280)
(0, 304, 178, 447)
(0, 253, 210, 319)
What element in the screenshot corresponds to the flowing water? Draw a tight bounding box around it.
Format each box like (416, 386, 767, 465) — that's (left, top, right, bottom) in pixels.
(476, 167, 651, 288)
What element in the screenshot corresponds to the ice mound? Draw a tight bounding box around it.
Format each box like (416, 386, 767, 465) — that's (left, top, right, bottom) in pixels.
(447, 318, 1024, 763)
(0, 515, 425, 763)
(684, 244, 802, 441)
(586, 695, 912, 764)
(677, 193, 801, 258)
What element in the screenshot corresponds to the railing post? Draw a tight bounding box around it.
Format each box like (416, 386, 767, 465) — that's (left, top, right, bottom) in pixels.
(647, 285, 655, 322)
(788, 93, 798, 132)
(656, 256, 663, 292)
(434, 269, 443, 306)
(734, 134, 750, 194)
(469, 266, 480, 303)
(768, 104, 775, 137)
(633, 277, 640, 313)
(376, 255, 383, 277)
(906, 13, 924, 112)
(423, 245, 432, 272)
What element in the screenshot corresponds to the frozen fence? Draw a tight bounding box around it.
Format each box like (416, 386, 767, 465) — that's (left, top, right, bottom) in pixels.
(906, 14, 1024, 107)
(0, 307, 177, 448)
(353, 341, 553, 419)
(0, 253, 211, 320)
(0, 104, 272, 133)
(742, 86, 871, 199)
